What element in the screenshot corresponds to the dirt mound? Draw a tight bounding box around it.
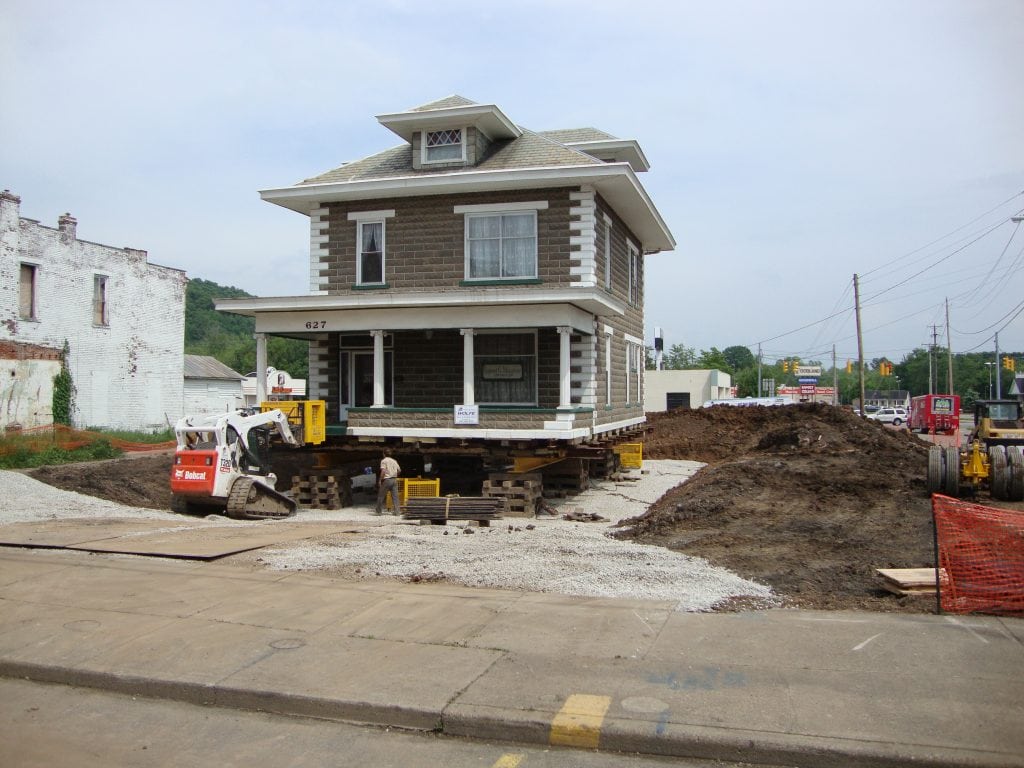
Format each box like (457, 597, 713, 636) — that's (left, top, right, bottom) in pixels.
(26, 452, 175, 510)
(622, 403, 935, 611)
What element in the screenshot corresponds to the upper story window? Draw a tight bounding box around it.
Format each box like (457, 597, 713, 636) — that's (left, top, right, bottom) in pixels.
(93, 274, 109, 326)
(357, 221, 384, 285)
(628, 242, 640, 306)
(603, 216, 613, 290)
(19, 263, 37, 320)
(465, 212, 537, 280)
(347, 209, 395, 286)
(424, 128, 464, 163)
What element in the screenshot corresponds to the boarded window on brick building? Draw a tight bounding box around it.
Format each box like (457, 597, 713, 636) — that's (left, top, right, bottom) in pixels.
(19, 263, 37, 320)
(93, 275, 109, 326)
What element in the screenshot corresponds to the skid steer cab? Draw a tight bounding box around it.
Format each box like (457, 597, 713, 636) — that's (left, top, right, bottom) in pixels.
(170, 407, 310, 520)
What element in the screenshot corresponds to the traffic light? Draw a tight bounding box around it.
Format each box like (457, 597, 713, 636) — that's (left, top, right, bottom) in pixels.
(782, 360, 789, 372)
(1005, 356, 1016, 372)
(845, 359, 853, 374)
(792, 358, 799, 372)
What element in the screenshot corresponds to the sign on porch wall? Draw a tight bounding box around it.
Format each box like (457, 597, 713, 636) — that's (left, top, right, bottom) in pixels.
(455, 404, 479, 425)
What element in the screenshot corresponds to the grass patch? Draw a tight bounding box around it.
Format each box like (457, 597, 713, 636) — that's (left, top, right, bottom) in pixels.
(0, 436, 123, 469)
(85, 427, 176, 444)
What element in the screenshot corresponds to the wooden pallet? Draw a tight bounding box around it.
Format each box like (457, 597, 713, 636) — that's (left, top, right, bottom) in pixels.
(291, 474, 352, 510)
(483, 473, 543, 518)
(402, 496, 506, 525)
(875, 568, 949, 596)
(540, 459, 588, 496)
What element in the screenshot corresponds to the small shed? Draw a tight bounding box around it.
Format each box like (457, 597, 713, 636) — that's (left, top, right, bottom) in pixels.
(183, 355, 243, 416)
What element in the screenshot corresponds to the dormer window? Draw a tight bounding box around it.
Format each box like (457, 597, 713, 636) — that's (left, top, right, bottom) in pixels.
(424, 129, 464, 163)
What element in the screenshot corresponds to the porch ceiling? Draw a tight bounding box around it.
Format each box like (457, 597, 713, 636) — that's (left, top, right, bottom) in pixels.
(217, 289, 622, 336)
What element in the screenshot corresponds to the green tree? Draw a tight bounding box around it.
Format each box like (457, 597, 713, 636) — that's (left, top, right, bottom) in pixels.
(185, 278, 308, 379)
(722, 345, 755, 371)
(662, 343, 698, 370)
(696, 347, 731, 373)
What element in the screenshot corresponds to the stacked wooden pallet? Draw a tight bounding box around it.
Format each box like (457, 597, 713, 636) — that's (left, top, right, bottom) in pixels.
(586, 449, 621, 479)
(483, 473, 543, 518)
(290, 474, 352, 510)
(875, 568, 948, 596)
(541, 459, 589, 497)
(402, 496, 506, 526)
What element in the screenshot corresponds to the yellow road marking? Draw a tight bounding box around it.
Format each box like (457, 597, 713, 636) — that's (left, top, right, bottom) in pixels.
(549, 693, 612, 749)
(491, 755, 524, 768)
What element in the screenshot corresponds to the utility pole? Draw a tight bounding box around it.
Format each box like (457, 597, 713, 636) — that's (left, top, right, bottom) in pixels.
(928, 324, 940, 395)
(995, 332, 1002, 399)
(832, 344, 838, 405)
(854, 274, 865, 415)
(757, 343, 763, 397)
(945, 298, 954, 395)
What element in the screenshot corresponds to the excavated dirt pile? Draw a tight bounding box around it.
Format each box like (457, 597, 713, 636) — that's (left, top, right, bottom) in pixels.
(620, 403, 935, 611)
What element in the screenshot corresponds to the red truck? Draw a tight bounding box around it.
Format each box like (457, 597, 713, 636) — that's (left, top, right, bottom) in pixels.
(909, 394, 960, 434)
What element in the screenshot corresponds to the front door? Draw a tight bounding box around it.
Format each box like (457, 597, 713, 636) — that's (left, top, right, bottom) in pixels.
(339, 350, 393, 420)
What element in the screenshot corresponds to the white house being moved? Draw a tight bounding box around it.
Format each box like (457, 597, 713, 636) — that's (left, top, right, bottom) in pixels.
(0, 190, 186, 431)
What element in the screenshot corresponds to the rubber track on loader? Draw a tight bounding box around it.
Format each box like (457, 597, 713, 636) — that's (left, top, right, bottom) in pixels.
(226, 476, 297, 520)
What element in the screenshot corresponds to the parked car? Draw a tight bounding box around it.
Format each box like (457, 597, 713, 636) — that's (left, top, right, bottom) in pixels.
(868, 407, 908, 426)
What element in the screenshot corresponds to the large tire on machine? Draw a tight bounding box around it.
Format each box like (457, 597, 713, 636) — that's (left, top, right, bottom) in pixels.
(989, 446, 1009, 500)
(942, 446, 960, 497)
(1006, 446, 1024, 502)
(926, 446, 944, 494)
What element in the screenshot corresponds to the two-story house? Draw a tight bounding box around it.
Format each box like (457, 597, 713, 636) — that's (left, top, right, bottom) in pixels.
(217, 96, 674, 460)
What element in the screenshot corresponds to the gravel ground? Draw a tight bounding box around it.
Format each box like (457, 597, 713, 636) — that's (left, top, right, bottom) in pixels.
(0, 461, 776, 612)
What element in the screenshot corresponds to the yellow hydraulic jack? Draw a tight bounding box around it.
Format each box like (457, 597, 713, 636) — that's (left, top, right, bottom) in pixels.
(960, 439, 990, 492)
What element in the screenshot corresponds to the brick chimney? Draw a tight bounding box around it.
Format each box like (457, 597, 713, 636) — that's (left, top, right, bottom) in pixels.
(58, 212, 77, 243)
(0, 189, 21, 232)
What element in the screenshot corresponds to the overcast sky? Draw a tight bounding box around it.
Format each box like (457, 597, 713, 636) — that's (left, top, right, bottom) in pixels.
(3, 0, 1022, 366)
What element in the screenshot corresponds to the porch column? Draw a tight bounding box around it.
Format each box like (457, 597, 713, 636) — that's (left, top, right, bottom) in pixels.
(255, 333, 268, 406)
(371, 329, 386, 407)
(460, 328, 475, 405)
(557, 326, 573, 409)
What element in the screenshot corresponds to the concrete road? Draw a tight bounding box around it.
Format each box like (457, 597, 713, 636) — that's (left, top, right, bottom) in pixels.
(1, 678, 765, 768)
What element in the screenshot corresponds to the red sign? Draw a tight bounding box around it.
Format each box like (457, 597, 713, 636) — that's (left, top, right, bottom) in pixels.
(800, 385, 816, 394)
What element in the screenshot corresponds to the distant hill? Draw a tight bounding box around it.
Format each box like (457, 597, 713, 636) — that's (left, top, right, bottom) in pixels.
(185, 278, 308, 379)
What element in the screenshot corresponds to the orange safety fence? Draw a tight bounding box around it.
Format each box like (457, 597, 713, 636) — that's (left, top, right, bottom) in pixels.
(932, 494, 1024, 616)
(0, 424, 175, 456)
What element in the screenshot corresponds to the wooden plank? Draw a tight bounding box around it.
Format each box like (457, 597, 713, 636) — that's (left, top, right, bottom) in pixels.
(875, 568, 949, 595)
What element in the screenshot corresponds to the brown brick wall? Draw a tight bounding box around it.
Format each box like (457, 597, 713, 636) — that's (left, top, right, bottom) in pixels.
(0, 340, 62, 361)
(322, 188, 576, 293)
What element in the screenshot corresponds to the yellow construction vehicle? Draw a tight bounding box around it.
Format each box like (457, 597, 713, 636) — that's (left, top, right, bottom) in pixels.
(926, 400, 1024, 501)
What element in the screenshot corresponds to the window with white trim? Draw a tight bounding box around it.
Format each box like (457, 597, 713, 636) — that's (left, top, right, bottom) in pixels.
(628, 242, 640, 306)
(357, 220, 385, 285)
(603, 218, 612, 290)
(465, 211, 537, 280)
(474, 332, 537, 405)
(93, 274, 108, 326)
(604, 333, 612, 406)
(19, 263, 37, 320)
(424, 128, 464, 163)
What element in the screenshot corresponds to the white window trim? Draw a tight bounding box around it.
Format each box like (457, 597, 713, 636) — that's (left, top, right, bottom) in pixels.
(454, 201, 549, 214)
(603, 214, 613, 290)
(603, 325, 613, 407)
(347, 209, 396, 222)
(421, 127, 467, 165)
(463, 209, 539, 282)
(356, 219, 386, 286)
(627, 240, 640, 306)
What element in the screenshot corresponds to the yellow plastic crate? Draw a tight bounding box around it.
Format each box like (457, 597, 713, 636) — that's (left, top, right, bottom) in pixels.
(260, 400, 326, 445)
(386, 477, 440, 510)
(613, 442, 643, 469)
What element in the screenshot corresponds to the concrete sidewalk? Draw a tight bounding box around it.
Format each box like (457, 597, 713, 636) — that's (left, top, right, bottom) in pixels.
(0, 547, 1021, 768)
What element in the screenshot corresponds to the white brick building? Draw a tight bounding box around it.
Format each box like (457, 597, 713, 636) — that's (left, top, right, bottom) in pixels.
(0, 190, 186, 431)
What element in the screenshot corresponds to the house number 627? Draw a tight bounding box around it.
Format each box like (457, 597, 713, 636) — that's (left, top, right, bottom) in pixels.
(304, 320, 326, 329)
